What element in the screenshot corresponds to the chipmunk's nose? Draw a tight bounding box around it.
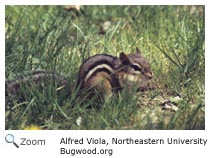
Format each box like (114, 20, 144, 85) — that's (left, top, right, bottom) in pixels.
(145, 72, 153, 80)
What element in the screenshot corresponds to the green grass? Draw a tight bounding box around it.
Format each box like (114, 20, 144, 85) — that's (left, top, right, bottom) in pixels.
(5, 5, 205, 130)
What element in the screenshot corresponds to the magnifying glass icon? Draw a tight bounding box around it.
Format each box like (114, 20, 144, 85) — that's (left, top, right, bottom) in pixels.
(5, 134, 19, 148)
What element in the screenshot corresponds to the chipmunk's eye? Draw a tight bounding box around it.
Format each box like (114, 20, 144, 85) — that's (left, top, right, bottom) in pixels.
(131, 64, 142, 72)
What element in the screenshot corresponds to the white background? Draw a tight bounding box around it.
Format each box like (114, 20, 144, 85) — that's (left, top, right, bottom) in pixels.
(0, 0, 209, 158)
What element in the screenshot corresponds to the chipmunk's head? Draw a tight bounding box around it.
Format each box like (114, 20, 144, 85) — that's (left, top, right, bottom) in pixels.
(118, 47, 153, 89)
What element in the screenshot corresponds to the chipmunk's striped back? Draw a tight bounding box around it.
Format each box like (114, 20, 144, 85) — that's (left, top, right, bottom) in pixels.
(77, 54, 122, 94)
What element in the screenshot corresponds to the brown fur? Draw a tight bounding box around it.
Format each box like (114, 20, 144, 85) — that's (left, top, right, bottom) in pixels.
(77, 47, 153, 100)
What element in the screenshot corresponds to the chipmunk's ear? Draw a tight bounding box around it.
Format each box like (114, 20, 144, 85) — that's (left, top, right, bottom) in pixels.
(136, 47, 141, 55)
(120, 52, 130, 65)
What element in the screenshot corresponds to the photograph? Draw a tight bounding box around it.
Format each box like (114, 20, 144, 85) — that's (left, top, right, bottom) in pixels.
(5, 5, 205, 130)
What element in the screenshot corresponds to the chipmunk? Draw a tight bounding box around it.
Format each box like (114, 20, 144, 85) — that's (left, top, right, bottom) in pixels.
(76, 47, 153, 100)
(6, 47, 153, 103)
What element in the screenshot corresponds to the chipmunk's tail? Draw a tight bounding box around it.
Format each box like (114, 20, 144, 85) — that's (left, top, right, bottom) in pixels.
(5, 70, 69, 97)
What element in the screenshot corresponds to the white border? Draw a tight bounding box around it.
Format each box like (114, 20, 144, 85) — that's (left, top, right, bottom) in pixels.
(0, 3, 5, 131)
(1, 0, 208, 5)
(1, 1, 209, 158)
